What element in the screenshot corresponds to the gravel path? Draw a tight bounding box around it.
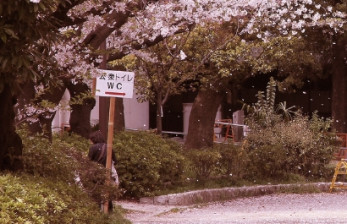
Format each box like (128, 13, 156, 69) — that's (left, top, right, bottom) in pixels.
(117, 191, 347, 223)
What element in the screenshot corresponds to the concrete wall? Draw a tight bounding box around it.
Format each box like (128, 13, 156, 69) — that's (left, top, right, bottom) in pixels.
(52, 92, 149, 133)
(52, 89, 70, 132)
(123, 96, 149, 130)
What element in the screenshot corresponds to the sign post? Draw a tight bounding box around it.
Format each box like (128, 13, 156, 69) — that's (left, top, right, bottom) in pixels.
(95, 69, 135, 213)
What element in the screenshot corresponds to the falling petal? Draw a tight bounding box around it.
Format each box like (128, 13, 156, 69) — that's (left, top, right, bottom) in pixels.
(179, 50, 187, 60)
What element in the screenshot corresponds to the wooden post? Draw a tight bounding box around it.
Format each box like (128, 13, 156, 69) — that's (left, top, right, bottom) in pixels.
(103, 97, 116, 213)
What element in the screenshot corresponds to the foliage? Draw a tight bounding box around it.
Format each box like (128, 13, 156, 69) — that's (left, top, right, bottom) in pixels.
(111, 33, 199, 133)
(185, 148, 221, 180)
(18, 128, 121, 207)
(243, 77, 279, 127)
(243, 79, 335, 180)
(113, 33, 196, 105)
(57, 132, 90, 153)
(244, 114, 335, 179)
(243, 77, 297, 127)
(184, 143, 249, 184)
(18, 130, 77, 183)
(0, 0, 65, 92)
(113, 131, 187, 198)
(214, 143, 249, 180)
(20, 130, 76, 182)
(212, 35, 327, 91)
(111, 24, 235, 133)
(0, 173, 129, 224)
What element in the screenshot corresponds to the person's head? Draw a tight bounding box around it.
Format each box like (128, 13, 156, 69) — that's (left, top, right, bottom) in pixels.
(89, 130, 105, 144)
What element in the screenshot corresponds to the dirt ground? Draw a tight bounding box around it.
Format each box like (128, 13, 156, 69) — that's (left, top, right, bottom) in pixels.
(117, 191, 347, 224)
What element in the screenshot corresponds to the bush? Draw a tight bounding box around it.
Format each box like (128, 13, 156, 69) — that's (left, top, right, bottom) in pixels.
(0, 174, 129, 224)
(242, 78, 335, 181)
(244, 113, 335, 179)
(214, 143, 249, 180)
(19, 130, 121, 204)
(13, 129, 126, 223)
(114, 131, 187, 198)
(185, 148, 221, 180)
(21, 131, 77, 182)
(183, 144, 249, 186)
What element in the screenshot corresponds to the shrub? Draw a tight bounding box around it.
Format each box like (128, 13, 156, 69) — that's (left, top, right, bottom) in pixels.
(17, 129, 122, 214)
(183, 144, 249, 185)
(56, 132, 90, 153)
(185, 148, 221, 180)
(0, 173, 129, 224)
(214, 143, 249, 180)
(244, 112, 335, 180)
(114, 131, 187, 198)
(20, 131, 77, 182)
(242, 78, 335, 180)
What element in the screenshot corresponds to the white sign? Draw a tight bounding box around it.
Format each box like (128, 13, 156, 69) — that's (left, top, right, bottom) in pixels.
(95, 69, 135, 98)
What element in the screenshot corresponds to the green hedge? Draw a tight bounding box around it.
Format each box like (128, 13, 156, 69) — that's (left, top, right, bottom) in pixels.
(244, 113, 335, 180)
(114, 131, 187, 198)
(5, 129, 128, 223)
(185, 148, 221, 180)
(0, 174, 128, 224)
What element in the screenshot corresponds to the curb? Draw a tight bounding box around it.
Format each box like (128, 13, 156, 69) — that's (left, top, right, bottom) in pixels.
(139, 182, 331, 206)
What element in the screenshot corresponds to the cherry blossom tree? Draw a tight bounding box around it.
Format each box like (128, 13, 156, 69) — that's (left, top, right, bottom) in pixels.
(72, 0, 344, 149)
(1, 0, 345, 170)
(0, 0, 67, 170)
(112, 30, 213, 134)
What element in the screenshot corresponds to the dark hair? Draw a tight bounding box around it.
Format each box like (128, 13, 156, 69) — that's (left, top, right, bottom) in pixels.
(89, 130, 105, 144)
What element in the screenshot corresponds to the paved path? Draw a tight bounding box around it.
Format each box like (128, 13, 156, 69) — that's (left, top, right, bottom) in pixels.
(117, 191, 347, 224)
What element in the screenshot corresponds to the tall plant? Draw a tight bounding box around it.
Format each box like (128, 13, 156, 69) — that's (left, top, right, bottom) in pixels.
(243, 77, 295, 128)
(243, 78, 334, 179)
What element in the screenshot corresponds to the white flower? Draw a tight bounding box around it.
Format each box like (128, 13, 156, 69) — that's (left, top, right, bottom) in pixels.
(30, 0, 40, 3)
(179, 50, 187, 60)
(312, 13, 321, 22)
(160, 27, 170, 37)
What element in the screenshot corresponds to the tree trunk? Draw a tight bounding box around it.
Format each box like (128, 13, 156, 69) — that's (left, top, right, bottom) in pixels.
(99, 97, 125, 140)
(331, 35, 347, 133)
(184, 87, 224, 149)
(0, 84, 23, 171)
(17, 81, 66, 141)
(114, 98, 125, 133)
(66, 81, 96, 138)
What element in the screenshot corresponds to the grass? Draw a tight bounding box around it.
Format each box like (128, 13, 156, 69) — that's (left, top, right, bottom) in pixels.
(149, 168, 337, 200)
(109, 206, 133, 224)
(157, 207, 187, 217)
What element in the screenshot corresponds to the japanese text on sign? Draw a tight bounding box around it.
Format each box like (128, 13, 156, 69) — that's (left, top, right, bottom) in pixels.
(95, 69, 135, 98)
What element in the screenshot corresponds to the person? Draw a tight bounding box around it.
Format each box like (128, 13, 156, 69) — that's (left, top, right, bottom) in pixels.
(88, 130, 119, 212)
